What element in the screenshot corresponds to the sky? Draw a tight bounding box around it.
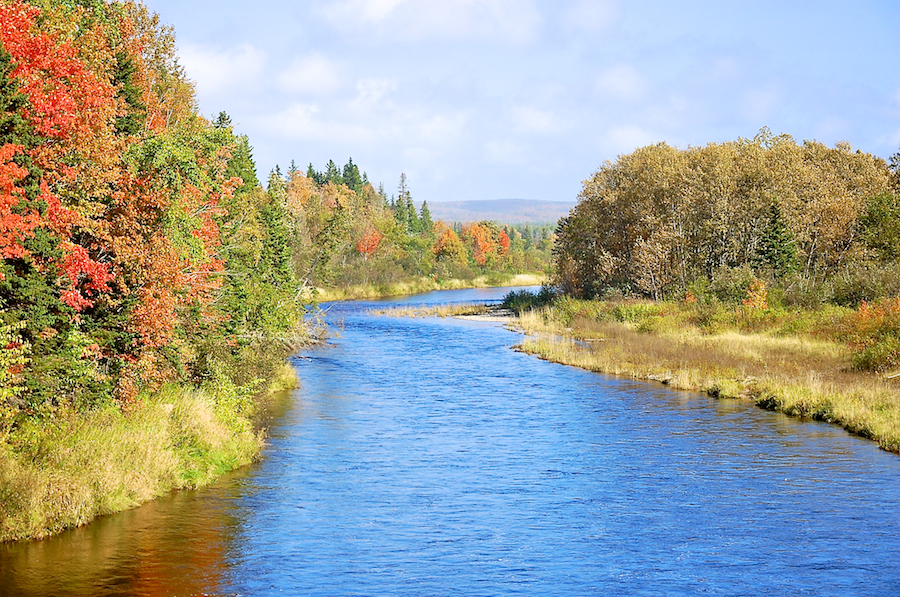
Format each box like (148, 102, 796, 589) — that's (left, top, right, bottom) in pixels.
(139, 0, 900, 203)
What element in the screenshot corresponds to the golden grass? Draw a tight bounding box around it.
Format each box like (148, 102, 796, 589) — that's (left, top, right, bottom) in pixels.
(517, 305, 900, 453)
(370, 302, 492, 318)
(0, 382, 270, 543)
(312, 273, 545, 301)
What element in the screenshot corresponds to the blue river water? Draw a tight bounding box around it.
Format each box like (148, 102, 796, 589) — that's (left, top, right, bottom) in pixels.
(2, 287, 900, 596)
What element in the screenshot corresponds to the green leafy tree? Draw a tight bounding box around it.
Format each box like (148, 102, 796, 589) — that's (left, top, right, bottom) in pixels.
(859, 192, 900, 263)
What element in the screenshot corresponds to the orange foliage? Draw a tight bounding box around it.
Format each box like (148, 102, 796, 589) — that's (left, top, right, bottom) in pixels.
(742, 280, 769, 311)
(498, 229, 511, 256)
(356, 228, 383, 259)
(0, 2, 113, 308)
(432, 222, 466, 263)
(0, 144, 37, 263)
(464, 223, 497, 265)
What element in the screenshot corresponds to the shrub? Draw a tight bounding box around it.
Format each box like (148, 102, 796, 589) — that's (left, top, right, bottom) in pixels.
(708, 265, 756, 303)
(846, 298, 900, 371)
(502, 284, 557, 314)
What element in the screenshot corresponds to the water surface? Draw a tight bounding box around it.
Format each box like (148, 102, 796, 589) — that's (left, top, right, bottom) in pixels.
(3, 287, 900, 596)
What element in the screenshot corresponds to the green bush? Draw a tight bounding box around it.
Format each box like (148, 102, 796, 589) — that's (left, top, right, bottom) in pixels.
(502, 284, 557, 314)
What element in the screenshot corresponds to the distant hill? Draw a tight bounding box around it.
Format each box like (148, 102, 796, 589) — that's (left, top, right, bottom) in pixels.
(421, 199, 575, 224)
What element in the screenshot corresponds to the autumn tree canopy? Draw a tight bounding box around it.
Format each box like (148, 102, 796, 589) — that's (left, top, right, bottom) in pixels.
(0, 0, 307, 421)
(555, 130, 894, 302)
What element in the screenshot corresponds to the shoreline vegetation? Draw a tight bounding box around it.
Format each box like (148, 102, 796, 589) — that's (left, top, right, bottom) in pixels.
(507, 292, 900, 454)
(317, 273, 544, 302)
(377, 290, 900, 454)
(0, 364, 299, 543)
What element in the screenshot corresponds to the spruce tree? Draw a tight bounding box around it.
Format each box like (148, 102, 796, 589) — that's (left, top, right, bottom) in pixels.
(419, 200, 434, 236)
(325, 159, 342, 185)
(342, 158, 362, 192)
(755, 202, 798, 278)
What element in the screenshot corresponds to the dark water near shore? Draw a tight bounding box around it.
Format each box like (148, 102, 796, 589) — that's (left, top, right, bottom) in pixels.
(3, 287, 900, 596)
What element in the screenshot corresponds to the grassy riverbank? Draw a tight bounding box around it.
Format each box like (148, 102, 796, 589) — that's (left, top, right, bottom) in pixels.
(512, 297, 900, 453)
(313, 273, 544, 301)
(0, 364, 298, 543)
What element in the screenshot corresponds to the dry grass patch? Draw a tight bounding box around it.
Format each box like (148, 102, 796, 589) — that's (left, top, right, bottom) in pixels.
(517, 304, 900, 453)
(313, 273, 546, 301)
(371, 303, 492, 318)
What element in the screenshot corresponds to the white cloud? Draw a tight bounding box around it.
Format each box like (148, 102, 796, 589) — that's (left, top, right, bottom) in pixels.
(257, 102, 372, 144)
(561, 0, 620, 32)
(595, 64, 646, 100)
(257, 93, 469, 159)
(511, 106, 566, 135)
(276, 54, 344, 96)
(314, 0, 542, 44)
(179, 43, 266, 94)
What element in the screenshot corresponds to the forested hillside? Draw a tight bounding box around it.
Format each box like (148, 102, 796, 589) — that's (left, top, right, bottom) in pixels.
(0, 0, 313, 541)
(276, 161, 553, 293)
(0, 0, 309, 417)
(555, 129, 899, 306)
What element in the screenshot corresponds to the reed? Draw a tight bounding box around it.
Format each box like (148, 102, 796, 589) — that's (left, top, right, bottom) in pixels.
(370, 302, 492, 318)
(313, 273, 545, 302)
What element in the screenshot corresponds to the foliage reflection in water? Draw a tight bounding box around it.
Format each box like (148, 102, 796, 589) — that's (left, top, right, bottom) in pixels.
(2, 287, 900, 596)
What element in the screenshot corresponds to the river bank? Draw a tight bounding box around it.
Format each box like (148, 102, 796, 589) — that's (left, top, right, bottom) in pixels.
(312, 273, 544, 301)
(508, 300, 900, 454)
(0, 364, 299, 543)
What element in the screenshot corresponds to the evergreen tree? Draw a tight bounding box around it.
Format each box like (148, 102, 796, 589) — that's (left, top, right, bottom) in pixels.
(342, 157, 362, 192)
(113, 50, 146, 135)
(306, 162, 323, 185)
(259, 199, 293, 285)
(890, 150, 900, 190)
(394, 195, 410, 232)
(223, 134, 259, 195)
(754, 202, 798, 278)
(419, 200, 434, 236)
(409, 200, 421, 234)
(213, 111, 232, 129)
(396, 173, 414, 233)
(325, 159, 342, 185)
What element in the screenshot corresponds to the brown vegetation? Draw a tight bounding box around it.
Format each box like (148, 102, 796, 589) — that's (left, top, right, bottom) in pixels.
(515, 297, 900, 453)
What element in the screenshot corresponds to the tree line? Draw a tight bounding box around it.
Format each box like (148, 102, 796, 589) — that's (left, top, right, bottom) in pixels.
(269, 160, 554, 291)
(555, 128, 900, 306)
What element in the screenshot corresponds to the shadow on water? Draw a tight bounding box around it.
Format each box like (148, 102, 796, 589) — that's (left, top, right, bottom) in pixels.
(3, 286, 900, 596)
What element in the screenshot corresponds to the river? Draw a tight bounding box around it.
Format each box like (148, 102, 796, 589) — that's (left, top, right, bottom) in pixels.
(2, 287, 900, 596)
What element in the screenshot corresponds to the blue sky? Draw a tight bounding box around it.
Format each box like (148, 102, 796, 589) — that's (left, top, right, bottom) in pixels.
(141, 0, 900, 203)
